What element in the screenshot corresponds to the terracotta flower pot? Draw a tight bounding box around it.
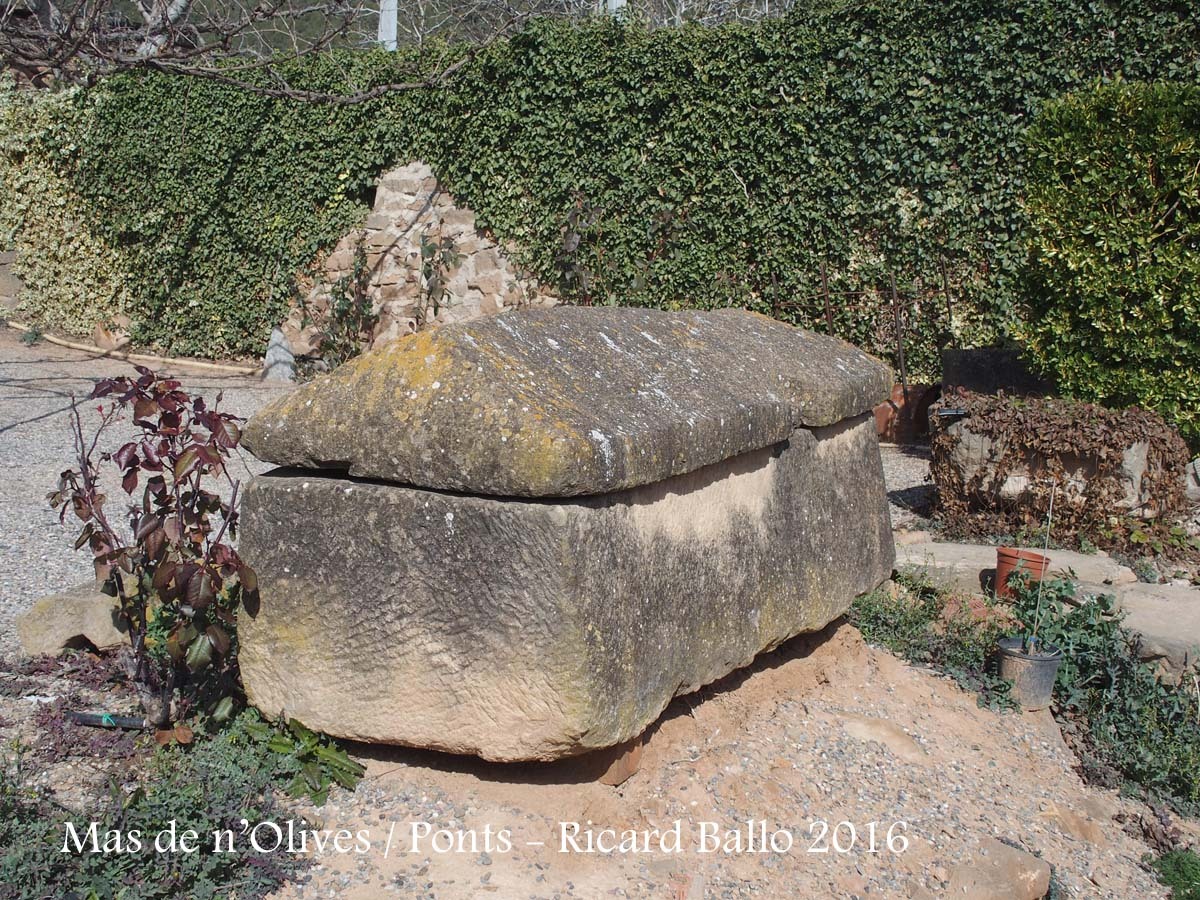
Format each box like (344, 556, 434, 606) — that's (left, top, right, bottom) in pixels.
(872, 383, 939, 444)
(995, 547, 1050, 599)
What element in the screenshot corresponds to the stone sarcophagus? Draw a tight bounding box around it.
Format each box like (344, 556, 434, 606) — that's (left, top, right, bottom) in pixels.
(238, 307, 895, 761)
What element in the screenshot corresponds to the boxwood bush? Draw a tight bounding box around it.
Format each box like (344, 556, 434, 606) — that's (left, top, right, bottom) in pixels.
(1021, 81, 1200, 449)
(4, 0, 1200, 363)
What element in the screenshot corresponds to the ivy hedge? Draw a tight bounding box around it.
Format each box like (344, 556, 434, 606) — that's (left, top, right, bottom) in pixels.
(7, 52, 428, 356)
(1020, 81, 1200, 448)
(0, 87, 135, 337)
(3, 0, 1200, 365)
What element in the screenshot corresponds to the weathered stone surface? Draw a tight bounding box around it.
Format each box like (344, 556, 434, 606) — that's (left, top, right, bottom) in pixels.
(16, 582, 126, 656)
(238, 414, 894, 760)
(243, 307, 892, 497)
(262, 327, 296, 383)
(945, 837, 1051, 900)
(1116, 583, 1200, 676)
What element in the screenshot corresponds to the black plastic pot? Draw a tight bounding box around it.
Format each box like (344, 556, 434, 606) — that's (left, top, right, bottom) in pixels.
(996, 637, 1063, 711)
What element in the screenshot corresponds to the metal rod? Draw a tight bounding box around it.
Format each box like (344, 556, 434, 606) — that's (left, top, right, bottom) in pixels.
(939, 256, 957, 349)
(889, 271, 908, 392)
(820, 260, 834, 334)
(1031, 485, 1057, 646)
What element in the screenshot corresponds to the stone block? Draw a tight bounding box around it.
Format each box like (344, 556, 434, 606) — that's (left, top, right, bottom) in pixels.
(244, 308, 894, 497)
(378, 282, 420, 304)
(470, 272, 506, 296)
(242, 307, 894, 761)
(473, 247, 501, 273)
(324, 249, 355, 272)
(238, 414, 894, 760)
(439, 207, 476, 232)
(366, 230, 399, 250)
(944, 419, 1155, 516)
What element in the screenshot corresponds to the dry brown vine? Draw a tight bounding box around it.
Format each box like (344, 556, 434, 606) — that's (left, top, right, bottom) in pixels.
(929, 390, 1191, 554)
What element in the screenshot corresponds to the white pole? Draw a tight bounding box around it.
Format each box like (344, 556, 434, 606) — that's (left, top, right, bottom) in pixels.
(378, 0, 398, 51)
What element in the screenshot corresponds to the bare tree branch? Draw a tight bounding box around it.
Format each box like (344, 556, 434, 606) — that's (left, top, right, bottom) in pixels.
(3, 0, 802, 101)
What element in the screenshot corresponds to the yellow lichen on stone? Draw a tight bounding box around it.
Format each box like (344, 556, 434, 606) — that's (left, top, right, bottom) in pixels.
(240, 307, 893, 496)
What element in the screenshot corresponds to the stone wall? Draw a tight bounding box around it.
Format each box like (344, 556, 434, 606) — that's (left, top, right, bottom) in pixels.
(282, 161, 556, 356)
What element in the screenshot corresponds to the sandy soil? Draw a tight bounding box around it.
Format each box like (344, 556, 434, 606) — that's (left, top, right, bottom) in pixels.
(275, 623, 1182, 899)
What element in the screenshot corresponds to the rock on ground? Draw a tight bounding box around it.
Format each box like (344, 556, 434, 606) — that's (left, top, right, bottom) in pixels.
(943, 837, 1052, 899)
(1116, 582, 1200, 675)
(15, 581, 125, 655)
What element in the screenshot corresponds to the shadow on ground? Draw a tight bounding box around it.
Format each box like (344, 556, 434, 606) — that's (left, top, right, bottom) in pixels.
(343, 618, 847, 787)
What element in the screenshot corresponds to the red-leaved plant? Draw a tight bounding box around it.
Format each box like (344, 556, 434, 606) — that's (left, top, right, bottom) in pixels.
(49, 366, 258, 727)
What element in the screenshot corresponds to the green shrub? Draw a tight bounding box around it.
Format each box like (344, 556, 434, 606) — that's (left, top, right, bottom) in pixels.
(0, 712, 310, 900)
(0, 85, 135, 336)
(1009, 577, 1200, 811)
(40, 51, 432, 358)
(5, 0, 1199, 362)
(422, 3, 1200, 377)
(1152, 848, 1200, 900)
(1021, 81, 1200, 449)
(850, 570, 1017, 710)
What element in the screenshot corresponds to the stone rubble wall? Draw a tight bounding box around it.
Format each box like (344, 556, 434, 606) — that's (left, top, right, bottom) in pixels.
(282, 161, 556, 355)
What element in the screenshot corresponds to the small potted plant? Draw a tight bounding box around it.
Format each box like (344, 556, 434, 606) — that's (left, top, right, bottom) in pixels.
(995, 631, 1063, 711)
(995, 488, 1064, 710)
(995, 546, 1050, 599)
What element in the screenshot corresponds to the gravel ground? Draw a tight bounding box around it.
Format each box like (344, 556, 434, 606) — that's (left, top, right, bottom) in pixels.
(273, 623, 1181, 899)
(0, 330, 289, 655)
(880, 443, 934, 531)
